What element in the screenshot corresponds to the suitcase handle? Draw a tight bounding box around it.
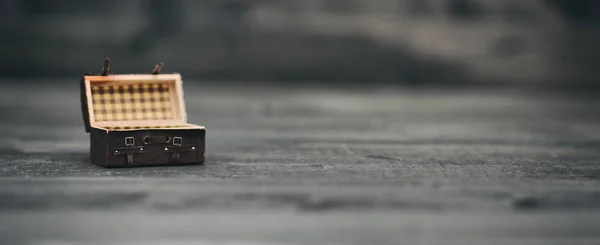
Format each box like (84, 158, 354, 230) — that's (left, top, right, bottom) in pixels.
(143, 136, 172, 144)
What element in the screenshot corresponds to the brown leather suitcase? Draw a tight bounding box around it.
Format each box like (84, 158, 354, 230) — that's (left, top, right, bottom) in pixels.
(80, 58, 206, 167)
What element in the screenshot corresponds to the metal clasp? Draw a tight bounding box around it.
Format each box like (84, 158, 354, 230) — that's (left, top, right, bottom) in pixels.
(173, 137, 182, 146)
(125, 137, 135, 146)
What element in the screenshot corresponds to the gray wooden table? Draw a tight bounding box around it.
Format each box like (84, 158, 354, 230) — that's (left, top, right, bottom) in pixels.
(1, 80, 600, 245)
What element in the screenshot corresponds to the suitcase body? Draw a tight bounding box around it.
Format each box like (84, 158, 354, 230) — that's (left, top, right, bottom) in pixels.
(89, 126, 205, 167)
(80, 59, 206, 167)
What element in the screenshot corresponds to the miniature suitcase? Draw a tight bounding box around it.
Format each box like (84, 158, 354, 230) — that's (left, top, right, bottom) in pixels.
(80, 58, 206, 167)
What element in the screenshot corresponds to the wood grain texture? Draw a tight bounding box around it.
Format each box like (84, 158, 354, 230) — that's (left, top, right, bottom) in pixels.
(1, 80, 600, 244)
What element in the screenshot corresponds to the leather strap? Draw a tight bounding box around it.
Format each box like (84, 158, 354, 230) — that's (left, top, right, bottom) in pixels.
(114, 146, 144, 165)
(171, 152, 180, 161)
(163, 145, 196, 153)
(163, 145, 196, 162)
(126, 154, 135, 164)
(114, 146, 144, 155)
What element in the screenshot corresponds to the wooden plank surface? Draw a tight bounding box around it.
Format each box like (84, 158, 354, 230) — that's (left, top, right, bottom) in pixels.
(1, 80, 600, 244)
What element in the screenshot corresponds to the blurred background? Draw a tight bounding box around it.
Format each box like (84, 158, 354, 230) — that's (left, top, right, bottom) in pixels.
(2, 2, 600, 244)
(0, 0, 599, 88)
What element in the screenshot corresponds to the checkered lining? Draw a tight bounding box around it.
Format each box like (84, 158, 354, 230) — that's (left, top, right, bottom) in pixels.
(91, 82, 174, 122)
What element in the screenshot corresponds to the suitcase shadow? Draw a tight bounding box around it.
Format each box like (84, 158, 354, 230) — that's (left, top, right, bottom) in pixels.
(78, 153, 214, 170)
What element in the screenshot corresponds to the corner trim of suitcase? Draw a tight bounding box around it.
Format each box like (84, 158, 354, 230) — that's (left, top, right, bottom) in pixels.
(81, 59, 206, 168)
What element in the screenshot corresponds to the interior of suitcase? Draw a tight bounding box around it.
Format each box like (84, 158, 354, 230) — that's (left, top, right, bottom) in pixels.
(83, 74, 204, 131)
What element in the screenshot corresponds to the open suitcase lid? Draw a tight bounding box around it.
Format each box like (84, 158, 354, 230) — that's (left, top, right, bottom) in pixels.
(80, 58, 188, 132)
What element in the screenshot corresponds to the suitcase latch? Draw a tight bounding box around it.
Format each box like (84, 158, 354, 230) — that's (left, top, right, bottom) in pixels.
(169, 137, 184, 160)
(173, 137, 183, 146)
(125, 137, 135, 146)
